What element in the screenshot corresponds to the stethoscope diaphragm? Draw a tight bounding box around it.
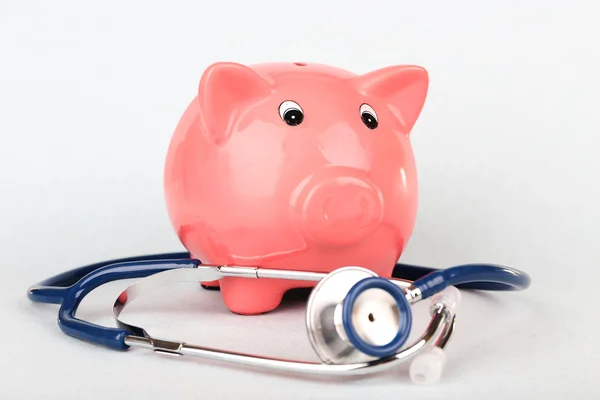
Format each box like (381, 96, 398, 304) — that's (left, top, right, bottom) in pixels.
(305, 266, 412, 365)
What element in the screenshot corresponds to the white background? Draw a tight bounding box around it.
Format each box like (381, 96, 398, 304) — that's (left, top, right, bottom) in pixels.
(1, 0, 599, 399)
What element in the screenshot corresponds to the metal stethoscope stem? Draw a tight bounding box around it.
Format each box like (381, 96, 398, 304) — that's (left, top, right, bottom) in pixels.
(113, 265, 457, 378)
(123, 309, 454, 377)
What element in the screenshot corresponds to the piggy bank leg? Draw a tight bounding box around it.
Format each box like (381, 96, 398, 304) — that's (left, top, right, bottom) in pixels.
(219, 278, 290, 315)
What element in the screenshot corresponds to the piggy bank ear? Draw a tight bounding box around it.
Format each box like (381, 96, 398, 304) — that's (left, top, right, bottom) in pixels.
(198, 62, 272, 145)
(353, 65, 429, 135)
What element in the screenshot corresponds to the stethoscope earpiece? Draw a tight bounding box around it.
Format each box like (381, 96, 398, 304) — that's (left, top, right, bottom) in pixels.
(408, 285, 461, 385)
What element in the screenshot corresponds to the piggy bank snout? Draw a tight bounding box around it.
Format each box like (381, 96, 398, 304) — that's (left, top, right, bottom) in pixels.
(296, 172, 384, 247)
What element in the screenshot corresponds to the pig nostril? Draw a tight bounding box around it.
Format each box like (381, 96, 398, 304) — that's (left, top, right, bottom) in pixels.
(294, 62, 307, 67)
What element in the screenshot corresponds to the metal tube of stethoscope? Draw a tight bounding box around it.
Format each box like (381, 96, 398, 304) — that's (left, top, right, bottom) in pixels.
(123, 306, 453, 377)
(218, 265, 415, 288)
(113, 264, 460, 381)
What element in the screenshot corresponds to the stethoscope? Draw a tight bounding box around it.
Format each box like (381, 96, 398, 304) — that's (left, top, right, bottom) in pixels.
(27, 251, 531, 384)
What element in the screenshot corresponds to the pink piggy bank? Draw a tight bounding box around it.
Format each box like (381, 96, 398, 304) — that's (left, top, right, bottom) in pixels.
(164, 62, 429, 315)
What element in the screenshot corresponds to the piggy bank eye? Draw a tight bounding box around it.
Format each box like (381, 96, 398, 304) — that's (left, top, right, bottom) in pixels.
(360, 103, 378, 130)
(279, 100, 304, 126)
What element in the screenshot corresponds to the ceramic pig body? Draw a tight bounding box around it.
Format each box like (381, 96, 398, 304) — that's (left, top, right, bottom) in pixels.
(164, 62, 429, 315)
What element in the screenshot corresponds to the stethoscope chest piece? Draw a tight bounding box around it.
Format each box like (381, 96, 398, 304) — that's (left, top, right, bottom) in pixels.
(305, 266, 411, 365)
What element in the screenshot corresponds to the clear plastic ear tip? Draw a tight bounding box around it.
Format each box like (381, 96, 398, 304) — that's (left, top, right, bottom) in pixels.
(409, 347, 447, 385)
(430, 285, 461, 312)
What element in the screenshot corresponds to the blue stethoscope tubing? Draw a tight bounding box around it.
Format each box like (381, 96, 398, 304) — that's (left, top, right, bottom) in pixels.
(27, 252, 531, 352)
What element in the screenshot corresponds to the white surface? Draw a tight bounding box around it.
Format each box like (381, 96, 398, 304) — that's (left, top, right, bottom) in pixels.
(1, 0, 599, 398)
